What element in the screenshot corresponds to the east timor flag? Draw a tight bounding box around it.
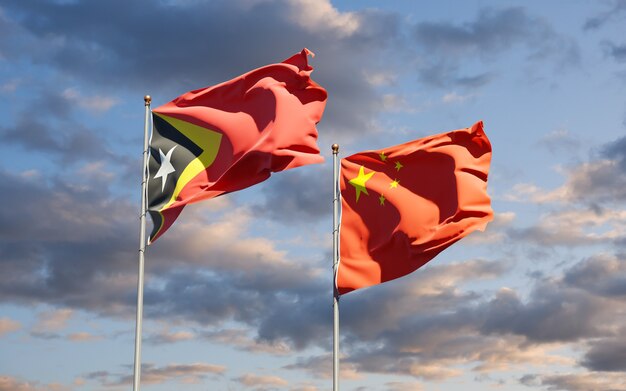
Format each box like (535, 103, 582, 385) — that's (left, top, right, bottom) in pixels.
(337, 121, 493, 294)
(147, 49, 327, 243)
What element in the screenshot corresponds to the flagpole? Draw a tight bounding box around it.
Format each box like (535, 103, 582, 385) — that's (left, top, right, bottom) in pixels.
(133, 95, 151, 391)
(332, 143, 340, 391)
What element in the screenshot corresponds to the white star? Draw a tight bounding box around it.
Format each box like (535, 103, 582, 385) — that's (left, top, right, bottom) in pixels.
(154, 146, 177, 192)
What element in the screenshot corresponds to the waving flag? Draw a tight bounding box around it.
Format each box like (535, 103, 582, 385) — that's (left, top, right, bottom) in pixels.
(337, 121, 493, 294)
(147, 49, 327, 243)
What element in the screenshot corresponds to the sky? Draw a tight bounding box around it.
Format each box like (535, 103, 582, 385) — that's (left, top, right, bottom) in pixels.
(0, 0, 625, 390)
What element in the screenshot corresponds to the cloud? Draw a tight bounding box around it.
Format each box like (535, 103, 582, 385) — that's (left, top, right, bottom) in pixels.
(411, 7, 579, 88)
(552, 160, 626, 204)
(3, 153, 624, 385)
(603, 41, 626, 63)
(0, 79, 19, 93)
(288, 385, 319, 391)
(584, 0, 626, 30)
(283, 354, 362, 380)
(139, 363, 226, 385)
(507, 207, 626, 247)
(523, 372, 626, 391)
(564, 253, 626, 298)
(0, 110, 115, 164)
(441, 91, 474, 104)
(506, 135, 626, 206)
(146, 329, 196, 344)
(67, 332, 102, 342)
(200, 328, 291, 355)
(0, 376, 70, 391)
(385, 381, 424, 391)
(0, 317, 21, 336)
(32, 308, 73, 333)
(0, 165, 331, 349)
(61, 88, 118, 114)
(382, 93, 414, 113)
(414, 7, 538, 54)
(602, 135, 626, 170)
(536, 129, 581, 155)
(0, 168, 143, 314)
(87, 363, 226, 387)
(479, 284, 609, 343)
(581, 338, 626, 371)
(465, 211, 516, 244)
(252, 166, 332, 224)
(2, 0, 401, 139)
(235, 373, 289, 388)
(318, 254, 626, 382)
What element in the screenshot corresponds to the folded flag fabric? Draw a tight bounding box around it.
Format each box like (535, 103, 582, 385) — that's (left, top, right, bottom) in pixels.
(337, 121, 493, 294)
(147, 49, 327, 243)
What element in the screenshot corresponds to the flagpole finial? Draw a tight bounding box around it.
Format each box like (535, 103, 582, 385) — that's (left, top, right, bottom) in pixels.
(144, 95, 151, 105)
(332, 144, 339, 154)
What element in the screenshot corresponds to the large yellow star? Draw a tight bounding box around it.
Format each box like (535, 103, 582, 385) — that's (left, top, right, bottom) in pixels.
(349, 166, 375, 202)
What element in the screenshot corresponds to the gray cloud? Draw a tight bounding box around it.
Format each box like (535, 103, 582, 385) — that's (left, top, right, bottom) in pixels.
(0, 167, 332, 346)
(0, 114, 111, 164)
(521, 372, 626, 391)
(411, 7, 579, 88)
(536, 130, 582, 155)
(582, 338, 626, 371)
(252, 165, 332, 224)
(564, 254, 626, 297)
(4, 162, 626, 384)
(603, 135, 626, 170)
(86, 362, 226, 387)
(565, 159, 626, 205)
(0, 83, 126, 166)
(414, 7, 539, 54)
(602, 41, 626, 63)
(584, 0, 626, 30)
(479, 283, 607, 342)
(2, 0, 401, 138)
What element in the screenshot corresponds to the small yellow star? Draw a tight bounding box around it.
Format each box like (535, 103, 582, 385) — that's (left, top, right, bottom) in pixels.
(395, 161, 403, 171)
(379, 152, 387, 161)
(379, 194, 386, 205)
(349, 166, 375, 202)
(389, 179, 399, 189)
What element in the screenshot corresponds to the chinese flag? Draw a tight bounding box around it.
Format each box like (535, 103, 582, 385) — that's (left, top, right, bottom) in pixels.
(147, 49, 327, 243)
(337, 121, 492, 294)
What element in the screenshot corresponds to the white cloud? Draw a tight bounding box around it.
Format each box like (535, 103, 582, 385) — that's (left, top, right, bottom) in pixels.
(62, 88, 118, 114)
(466, 211, 516, 244)
(382, 93, 414, 113)
(236, 373, 289, 387)
(364, 70, 397, 86)
(203, 328, 291, 355)
(441, 91, 474, 103)
(32, 308, 73, 333)
(67, 332, 102, 342)
(502, 182, 567, 203)
(0, 317, 21, 336)
(513, 207, 626, 246)
(140, 363, 227, 385)
(285, 0, 360, 37)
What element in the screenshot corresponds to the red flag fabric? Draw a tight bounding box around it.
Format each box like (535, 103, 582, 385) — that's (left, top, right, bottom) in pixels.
(147, 49, 327, 243)
(337, 121, 493, 294)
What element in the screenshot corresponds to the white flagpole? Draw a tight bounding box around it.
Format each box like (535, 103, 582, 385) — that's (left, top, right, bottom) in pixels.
(133, 95, 151, 391)
(332, 143, 340, 391)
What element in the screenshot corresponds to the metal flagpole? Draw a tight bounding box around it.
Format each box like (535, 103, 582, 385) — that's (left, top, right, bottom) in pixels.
(133, 95, 152, 391)
(332, 143, 340, 391)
